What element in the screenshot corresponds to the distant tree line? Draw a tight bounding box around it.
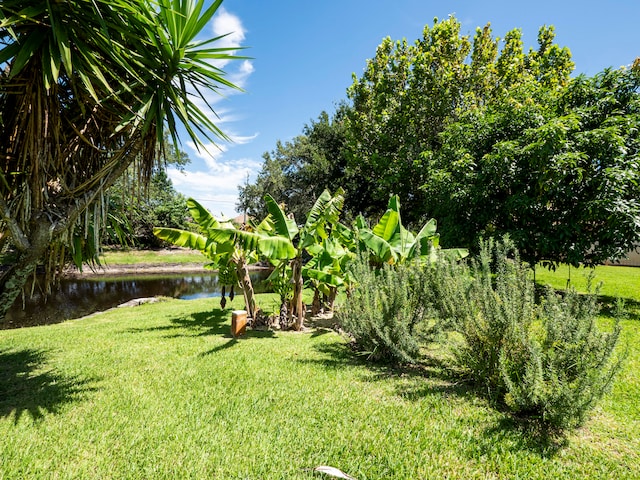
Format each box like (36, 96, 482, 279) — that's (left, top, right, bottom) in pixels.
(105, 141, 192, 249)
(238, 17, 640, 268)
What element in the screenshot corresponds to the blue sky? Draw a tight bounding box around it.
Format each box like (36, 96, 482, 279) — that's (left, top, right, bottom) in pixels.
(169, 0, 640, 219)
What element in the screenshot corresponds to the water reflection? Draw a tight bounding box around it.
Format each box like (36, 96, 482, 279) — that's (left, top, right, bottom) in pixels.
(3, 270, 271, 329)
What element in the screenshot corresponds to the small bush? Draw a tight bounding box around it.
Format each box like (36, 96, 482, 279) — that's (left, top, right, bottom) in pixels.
(337, 255, 438, 364)
(501, 285, 623, 429)
(437, 237, 623, 429)
(434, 238, 536, 396)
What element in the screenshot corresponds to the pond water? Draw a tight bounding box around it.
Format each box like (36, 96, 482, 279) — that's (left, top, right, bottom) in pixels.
(3, 270, 271, 329)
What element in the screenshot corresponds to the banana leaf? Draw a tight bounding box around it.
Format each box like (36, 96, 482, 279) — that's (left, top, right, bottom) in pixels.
(358, 227, 397, 264)
(153, 227, 215, 258)
(264, 194, 299, 241)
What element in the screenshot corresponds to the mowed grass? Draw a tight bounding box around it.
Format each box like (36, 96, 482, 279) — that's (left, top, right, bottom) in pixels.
(0, 280, 639, 478)
(100, 247, 206, 265)
(534, 264, 640, 302)
(534, 264, 640, 323)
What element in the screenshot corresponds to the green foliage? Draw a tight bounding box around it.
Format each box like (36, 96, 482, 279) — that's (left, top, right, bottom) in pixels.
(0, 0, 244, 317)
(345, 17, 573, 225)
(237, 109, 349, 222)
(437, 237, 623, 429)
(338, 255, 437, 364)
(154, 197, 282, 319)
(428, 66, 640, 267)
(502, 285, 623, 429)
(242, 16, 638, 268)
(259, 188, 349, 329)
(355, 194, 468, 266)
(106, 166, 190, 248)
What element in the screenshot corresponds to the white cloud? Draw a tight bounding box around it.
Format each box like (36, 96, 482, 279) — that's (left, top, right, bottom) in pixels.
(168, 160, 261, 219)
(229, 60, 254, 89)
(228, 132, 259, 145)
(167, 8, 259, 220)
(169, 166, 253, 191)
(186, 141, 227, 170)
(213, 7, 246, 49)
(184, 135, 257, 170)
(208, 7, 248, 70)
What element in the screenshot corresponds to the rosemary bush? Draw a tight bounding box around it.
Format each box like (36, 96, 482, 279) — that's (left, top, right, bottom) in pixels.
(338, 255, 438, 364)
(438, 237, 623, 429)
(501, 285, 623, 429)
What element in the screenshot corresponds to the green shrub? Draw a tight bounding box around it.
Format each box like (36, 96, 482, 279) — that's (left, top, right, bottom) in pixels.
(501, 285, 623, 429)
(337, 255, 438, 364)
(434, 238, 535, 395)
(437, 237, 623, 429)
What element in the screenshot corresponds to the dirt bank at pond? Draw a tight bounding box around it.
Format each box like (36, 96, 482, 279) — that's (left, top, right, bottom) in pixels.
(64, 263, 210, 277)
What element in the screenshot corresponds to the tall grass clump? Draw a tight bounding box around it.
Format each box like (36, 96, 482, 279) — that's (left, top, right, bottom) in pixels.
(337, 255, 438, 364)
(438, 237, 624, 429)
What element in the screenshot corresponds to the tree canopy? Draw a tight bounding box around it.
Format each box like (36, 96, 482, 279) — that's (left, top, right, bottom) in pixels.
(241, 16, 639, 268)
(427, 67, 640, 266)
(344, 17, 574, 226)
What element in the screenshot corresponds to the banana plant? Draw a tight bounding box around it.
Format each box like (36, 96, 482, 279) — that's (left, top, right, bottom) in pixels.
(355, 195, 468, 265)
(261, 188, 346, 330)
(154, 198, 296, 321)
(304, 235, 354, 314)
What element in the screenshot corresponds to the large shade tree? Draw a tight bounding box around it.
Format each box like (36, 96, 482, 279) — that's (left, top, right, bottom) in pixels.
(0, 0, 243, 319)
(344, 17, 573, 226)
(426, 66, 640, 267)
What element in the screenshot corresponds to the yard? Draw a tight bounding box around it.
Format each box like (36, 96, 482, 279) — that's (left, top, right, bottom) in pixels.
(0, 266, 638, 479)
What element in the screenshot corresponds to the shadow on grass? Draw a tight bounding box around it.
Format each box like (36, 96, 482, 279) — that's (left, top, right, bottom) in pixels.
(126, 308, 276, 356)
(473, 416, 569, 459)
(534, 283, 640, 322)
(301, 340, 476, 399)
(599, 295, 640, 321)
(304, 339, 570, 457)
(0, 348, 98, 424)
(126, 309, 230, 337)
(198, 329, 277, 356)
(309, 327, 334, 338)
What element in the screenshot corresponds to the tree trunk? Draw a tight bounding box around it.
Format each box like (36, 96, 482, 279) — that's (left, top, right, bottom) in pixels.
(234, 257, 257, 321)
(0, 219, 52, 321)
(278, 300, 289, 329)
(0, 257, 39, 320)
(328, 286, 337, 312)
(311, 288, 322, 315)
(290, 256, 304, 331)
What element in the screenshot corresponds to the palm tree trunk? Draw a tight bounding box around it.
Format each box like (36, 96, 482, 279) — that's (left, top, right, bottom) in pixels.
(0, 220, 52, 321)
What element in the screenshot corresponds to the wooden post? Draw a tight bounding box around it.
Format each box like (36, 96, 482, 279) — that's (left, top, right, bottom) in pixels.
(231, 310, 247, 337)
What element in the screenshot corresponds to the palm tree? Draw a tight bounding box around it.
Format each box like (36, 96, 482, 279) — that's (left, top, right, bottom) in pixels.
(0, 0, 244, 319)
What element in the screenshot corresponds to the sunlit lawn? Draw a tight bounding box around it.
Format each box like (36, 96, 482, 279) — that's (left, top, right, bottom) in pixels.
(533, 263, 640, 301)
(1, 283, 638, 479)
(99, 247, 207, 265)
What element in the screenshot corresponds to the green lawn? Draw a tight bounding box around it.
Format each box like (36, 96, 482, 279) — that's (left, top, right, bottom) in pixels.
(100, 247, 207, 265)
(533, 264, 640, 323)
(1, 294, 638, 479)
(533, 264, 640, 301)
